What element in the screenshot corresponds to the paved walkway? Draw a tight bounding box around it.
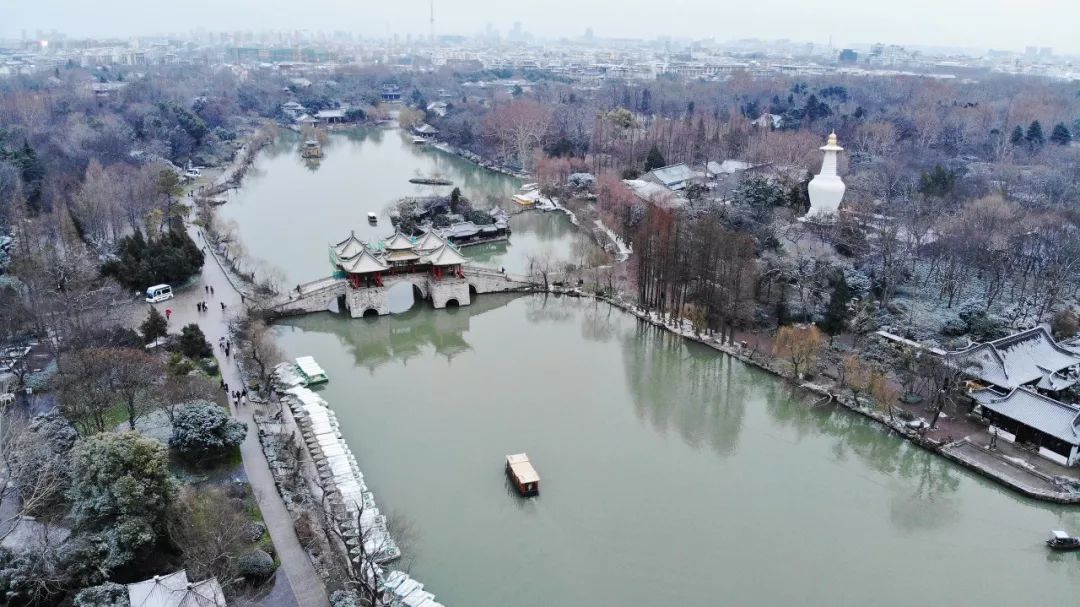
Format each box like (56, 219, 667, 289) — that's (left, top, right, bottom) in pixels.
(149, 212, 329, 607)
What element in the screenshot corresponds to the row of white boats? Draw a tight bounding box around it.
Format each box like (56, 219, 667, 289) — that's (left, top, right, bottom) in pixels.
(273, 359, 445, 607)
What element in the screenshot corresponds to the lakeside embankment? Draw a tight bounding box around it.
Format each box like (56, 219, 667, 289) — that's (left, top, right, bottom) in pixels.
(554, 286, 1080, 504)
(202, 124, 1080, 524)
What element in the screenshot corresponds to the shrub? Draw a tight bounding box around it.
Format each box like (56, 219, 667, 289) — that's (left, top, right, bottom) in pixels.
(200, 358, 219, 375)
(236, 549, 275, 580)
(331, 590, 362, 607)
(169, 401, 247, 463)
(74, 582, 129, 607)
(1052, 309, 1079, 340)
(168, 352, 195, 376)
(466, 209, 495, 225)
(178, 324, 212, 359)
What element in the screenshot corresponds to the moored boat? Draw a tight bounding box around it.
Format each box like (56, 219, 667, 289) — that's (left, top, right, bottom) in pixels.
(295, 356, 329, 386)
(1047, 530, 1080, 550)
(368, 212, 378, 223)
(505, 453, 539, 496)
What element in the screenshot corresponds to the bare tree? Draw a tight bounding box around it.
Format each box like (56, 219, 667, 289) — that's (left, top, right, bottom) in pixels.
(167, 486, 255, 587)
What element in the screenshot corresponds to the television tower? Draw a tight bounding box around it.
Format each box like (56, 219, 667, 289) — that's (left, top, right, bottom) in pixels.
(429, 0, 435, 42)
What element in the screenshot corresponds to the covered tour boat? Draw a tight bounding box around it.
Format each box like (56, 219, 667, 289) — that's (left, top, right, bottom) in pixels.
(1047, 530, 1080, 550)
(505, 453, 539, 496)
(367, 212, 378, 223)
(295, 356, 329, 386)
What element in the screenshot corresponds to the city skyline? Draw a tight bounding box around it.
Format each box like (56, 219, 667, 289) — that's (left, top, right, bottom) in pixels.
(5, 0, 1079, 55)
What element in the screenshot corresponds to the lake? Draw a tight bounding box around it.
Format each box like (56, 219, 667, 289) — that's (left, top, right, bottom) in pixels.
(272, 294, 1080, 607)
(218, 128, 597, 285)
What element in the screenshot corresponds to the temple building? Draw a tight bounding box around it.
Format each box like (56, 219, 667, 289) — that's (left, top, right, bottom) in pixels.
(330, 230, 468, 287)
(946, 326, 1080, 466)
(805, 132, 845, 222)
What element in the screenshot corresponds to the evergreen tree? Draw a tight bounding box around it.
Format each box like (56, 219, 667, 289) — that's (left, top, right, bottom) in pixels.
(1051, 122, 1073, 145)
(821, 271, 852, 337)
(1025, 120, 1045, 148)
(68, 432, 174, 572)
(638, 88, 652, 114)
(644, 145, 666, 171)
(140, 307, 168, 344)
(1009, 125, 1024, 145)
(102, 228, 204, 290)
(917, 165, 956, 199)
(178, 323, 212, 359)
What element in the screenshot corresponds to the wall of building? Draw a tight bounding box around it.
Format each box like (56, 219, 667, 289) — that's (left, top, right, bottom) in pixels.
(430, 278, 470, 308)
(346, 285, 390, 317)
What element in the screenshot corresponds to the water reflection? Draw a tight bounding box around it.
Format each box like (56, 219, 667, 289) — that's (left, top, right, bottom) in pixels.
(623, 322, 747, 457)
(277, 293, 519, 372)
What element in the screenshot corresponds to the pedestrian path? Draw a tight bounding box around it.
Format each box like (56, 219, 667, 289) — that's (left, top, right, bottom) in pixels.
(165, 222, 330, 607)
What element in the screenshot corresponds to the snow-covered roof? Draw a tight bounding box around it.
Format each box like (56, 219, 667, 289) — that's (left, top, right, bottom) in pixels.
(383, 232, 416, 250)
(334, 231, 369, 259)
(624, 179, 681, 208)
(126, 570, 226, 607)
(945, 327, 1080, 390)
(296, 356, 327, 379)
(414, 230, 449, 252)
(339, 247, 389, 274)
(506, 453, 540, 484)
(706, 160, 753, 175)
(423, 244, 468, 266)
(647, 163, 698, 189)
(439, 222, 481, 239)
(971, 387, 1080, 445)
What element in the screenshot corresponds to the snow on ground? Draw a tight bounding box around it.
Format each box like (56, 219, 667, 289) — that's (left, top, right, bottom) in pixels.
(594, 219, 632, 262)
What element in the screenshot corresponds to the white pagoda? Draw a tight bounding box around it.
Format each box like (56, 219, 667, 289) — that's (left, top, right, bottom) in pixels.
(805, 132, 845, 222)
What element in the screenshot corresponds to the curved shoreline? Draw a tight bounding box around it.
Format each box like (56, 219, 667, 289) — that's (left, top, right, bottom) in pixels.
(553, 287, 1080, 505)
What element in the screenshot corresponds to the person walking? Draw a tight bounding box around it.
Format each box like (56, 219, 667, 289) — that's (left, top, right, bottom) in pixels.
(223, 382, 229, 394)
(165, 308, 172, 321)
(220, 301, 226, 311)
(210, 286, 214, 295)
(225, 343, 230, 357)
(205, 285, 209, 295)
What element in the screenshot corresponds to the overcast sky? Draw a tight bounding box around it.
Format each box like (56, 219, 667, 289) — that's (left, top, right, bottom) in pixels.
(5, 0, 1077, 54)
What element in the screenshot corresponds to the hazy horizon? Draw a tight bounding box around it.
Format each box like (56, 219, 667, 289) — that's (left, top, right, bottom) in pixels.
(5, 0, 1079, 54)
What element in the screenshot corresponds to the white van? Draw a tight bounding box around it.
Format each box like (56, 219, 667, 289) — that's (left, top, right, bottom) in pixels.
(145, 284, 174, 303)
